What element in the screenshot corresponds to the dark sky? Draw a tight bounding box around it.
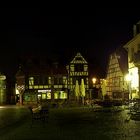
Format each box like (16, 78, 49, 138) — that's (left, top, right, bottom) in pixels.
(0, 8, 140, 79)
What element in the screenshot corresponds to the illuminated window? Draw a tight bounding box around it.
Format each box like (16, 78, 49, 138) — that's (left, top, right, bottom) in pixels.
(39, 85, 43, 89)
(84, 65, 88, 71)
(29, 86, 33, 89)
(70, 65, 74, 71)
(60, 91, 67, 99)
(42, 94, 46, 99)
(54, 92, 59, 99)
(47, 92, 51, 99)
(34, 85, 39, 89)
(29, 77, 34, 86)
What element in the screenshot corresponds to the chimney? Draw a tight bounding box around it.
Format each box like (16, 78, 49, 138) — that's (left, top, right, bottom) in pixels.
(133, 24, 136, 37)
(133, 21, 140, 37)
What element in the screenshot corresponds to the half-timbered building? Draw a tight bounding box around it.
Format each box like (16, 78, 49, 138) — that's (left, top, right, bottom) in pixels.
(106, 47, 129, 100)
(15, 52, 89, 105)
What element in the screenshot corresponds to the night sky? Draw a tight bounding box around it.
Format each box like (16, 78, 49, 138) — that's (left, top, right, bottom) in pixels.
(0, 8, 140, 81)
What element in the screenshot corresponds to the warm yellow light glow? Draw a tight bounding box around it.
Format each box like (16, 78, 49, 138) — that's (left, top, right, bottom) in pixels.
(47, 92, 51, 99)
(42, 94, 46, 99)
(0, 106, 9, 109)
(130, 67, 139, 88)
(54, 92, 58, 99)
(126, 67, 139, 89)
(38, 90, 51, 93)
(16, 89, 19, 95)
(125, 74, 131, 82)
(92, 78, 97, 84)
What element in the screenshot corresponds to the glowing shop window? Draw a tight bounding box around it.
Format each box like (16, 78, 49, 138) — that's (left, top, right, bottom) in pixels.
(34, 86, 39, 89)
(130, 67, 139, 88)
(47, 92, 51, 99)
(42, 94, 46, 99)
(29, 86, 33, 89)
(60, 91, 67, 99)
(54, 92, 58, 99)
(39, 85, 43, 89)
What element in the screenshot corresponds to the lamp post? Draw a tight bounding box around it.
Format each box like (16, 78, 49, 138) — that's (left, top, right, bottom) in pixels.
(90, 77, 97, 104)
(92, 78, 97, 87)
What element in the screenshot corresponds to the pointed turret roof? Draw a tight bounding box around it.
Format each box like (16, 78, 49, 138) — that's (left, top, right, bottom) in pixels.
(70, 52, 87, 64)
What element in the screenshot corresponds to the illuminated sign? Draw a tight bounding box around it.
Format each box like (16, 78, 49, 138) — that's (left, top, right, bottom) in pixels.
(38, 90, 51, 93)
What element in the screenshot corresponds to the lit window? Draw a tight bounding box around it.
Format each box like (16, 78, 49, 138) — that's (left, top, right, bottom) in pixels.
(29, 77, 34, 86)
(42, 94, 46, 99)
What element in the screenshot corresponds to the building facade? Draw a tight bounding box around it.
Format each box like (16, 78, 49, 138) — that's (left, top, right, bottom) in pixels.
(106, 47, 129, 100)
(15, 52, 89, 105)
(0, 73, 6, 104)
(123, 21, 140, 99)
(66, 53, 89, 98)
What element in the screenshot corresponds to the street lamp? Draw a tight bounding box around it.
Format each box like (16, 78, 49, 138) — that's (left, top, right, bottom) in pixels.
(89, 77, 97, 105)
(92, 77, 97, 87)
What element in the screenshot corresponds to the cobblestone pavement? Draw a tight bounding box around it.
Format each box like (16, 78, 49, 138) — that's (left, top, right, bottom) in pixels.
(0, 106, 140, 140)
(0, 105, 28, 129)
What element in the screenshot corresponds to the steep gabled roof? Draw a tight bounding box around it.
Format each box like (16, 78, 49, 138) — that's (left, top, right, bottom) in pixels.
(123, 33, 140, 49)
(70, 52, 88, 64)
(110, 46, 128, 75)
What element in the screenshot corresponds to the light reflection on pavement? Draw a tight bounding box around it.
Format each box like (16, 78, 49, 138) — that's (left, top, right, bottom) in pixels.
(0, 106, 140, 140)
(0, 105, 29, 130)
